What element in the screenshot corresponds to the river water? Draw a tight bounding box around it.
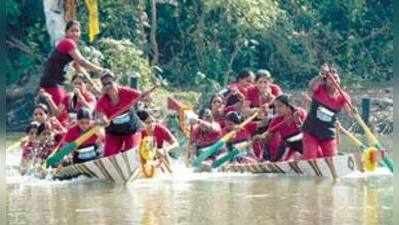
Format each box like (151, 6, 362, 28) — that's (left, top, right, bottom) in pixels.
(6, 135, 393, 225)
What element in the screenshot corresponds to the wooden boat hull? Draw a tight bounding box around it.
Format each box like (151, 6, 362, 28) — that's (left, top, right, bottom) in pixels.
(218, 153, 361, 178)
(52, 148, 141, 183)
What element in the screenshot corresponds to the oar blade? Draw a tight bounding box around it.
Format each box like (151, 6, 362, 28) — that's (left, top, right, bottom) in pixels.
(192, 141, 225, 167)
(211, 147, 241, 169)
(46, 142, 78, 167)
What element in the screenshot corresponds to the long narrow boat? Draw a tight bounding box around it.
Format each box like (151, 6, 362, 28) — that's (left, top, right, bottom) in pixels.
(218, 152, 361, 178)
(51, 148, 141, 183)
(168, 97, 365, 178)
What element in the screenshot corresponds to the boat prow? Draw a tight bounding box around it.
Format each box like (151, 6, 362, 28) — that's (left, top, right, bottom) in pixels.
(52, 148, 142, 183)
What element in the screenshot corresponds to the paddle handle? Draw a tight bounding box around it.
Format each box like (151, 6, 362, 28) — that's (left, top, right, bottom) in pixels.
(107, 85, 159, 120)
(223, 112, 259, 142)
(337, 124, 366, 149)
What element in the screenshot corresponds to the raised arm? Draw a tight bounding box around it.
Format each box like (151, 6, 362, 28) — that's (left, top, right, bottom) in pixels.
(69, 48, 103, 73)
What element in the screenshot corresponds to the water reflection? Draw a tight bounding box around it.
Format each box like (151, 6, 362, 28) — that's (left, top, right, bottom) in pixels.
(7, 170, 393, 225)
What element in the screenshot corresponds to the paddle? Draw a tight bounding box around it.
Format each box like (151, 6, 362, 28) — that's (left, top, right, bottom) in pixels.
(326, 72, 394, 172)
(211, 142, 250, 168)
(192, 112, 258, 168)
(46, 84, 162, 167)
(211, 112, 300, 169)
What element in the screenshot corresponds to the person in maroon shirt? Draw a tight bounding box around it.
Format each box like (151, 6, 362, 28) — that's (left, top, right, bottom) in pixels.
(222, 111, 258, 144)
(221, 111, 258, 163)
(227, 69, 257, 104)
(254, 95, 306, 162)
(61, 108, 104, 164)
(20, 121, 40, 175)
(302, 64, 352, 178)
(95, 70, 142, 157)
(248, 69, 283, 108)
(209, 95, 226, 128)
(137, 110, 178, 168)
(32, 104, 66, 164)
(67, 74, 97, 122)
(189, 108, 223, 166)
(39, 20, 104, 127)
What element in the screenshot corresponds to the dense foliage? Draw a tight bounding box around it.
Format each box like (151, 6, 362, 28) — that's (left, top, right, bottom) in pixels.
(6, 0, 393, 89)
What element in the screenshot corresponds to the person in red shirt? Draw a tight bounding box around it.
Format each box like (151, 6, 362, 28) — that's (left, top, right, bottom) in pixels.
(95, 70, 142, 157)
(302, 64, 352, 178)
(221, 111, 258, 163)
(32, 104, 66, 164)
(224, 90, 257, 120)
(39, 20, 104, 127)
(137, 110, 178, 168)
(209, 95, 226, 128)
(189, 108, 223, 166)
(61, 108, 104, 164)
(67, 74, 97, 122)
(254, 95, 306, 162)
(20, 121, 40, 175)
(248, 69, 283, 108)
(227, 69, 257, 104)
(222, 111, 258, 144)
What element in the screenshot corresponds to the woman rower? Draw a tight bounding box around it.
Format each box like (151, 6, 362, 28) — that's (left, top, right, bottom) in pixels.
(33, 104, 66, 165)
(301, 64, 352, 178)
(209, 95, 226, 127)
(254, 95, 306, 162)
(61, 108, 104, 165)
(95, 70, 142, 157)
(137, 110, 178, 169)
(67, 74, 97, 122)
(249, 69, 283, 108)
(20, 121, 40, 175)
(188, 108, 223, 167)
(39, 20, 104, 126)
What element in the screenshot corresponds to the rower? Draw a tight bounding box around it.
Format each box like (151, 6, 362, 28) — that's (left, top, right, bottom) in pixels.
(20, 121, 40, 175)
(222, 111, 258, 163)
(209, 95, 226, 128)
(226, 69, 256, 106)
(301, 64, 352, 178)
(38, 20, 104, 127)
(254, 95, 306, 162)
(95, 70, 142, 157)
(189, 108, 223, 167)
(137, 110, 178, 167)
(247, 69, 283, 108)
(61, 108, 104, 164)
(67, 74, 97, 123)
(33, 104, 66, 165)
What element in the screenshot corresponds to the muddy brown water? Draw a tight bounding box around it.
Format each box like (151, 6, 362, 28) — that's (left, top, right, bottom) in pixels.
(6, 133, 393, 225)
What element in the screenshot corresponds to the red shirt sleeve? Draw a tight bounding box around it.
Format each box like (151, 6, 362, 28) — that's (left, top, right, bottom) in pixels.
(244, 122, 258, 136)
(154, 124, 174, 148)
(121, 87, 141, 101)
(56, 38, 76, 54)
(268, 116, 285, 133)
(63, 129, 75, 144)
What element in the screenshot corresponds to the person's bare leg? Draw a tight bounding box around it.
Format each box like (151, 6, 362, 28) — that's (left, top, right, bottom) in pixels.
(325, 157, 338, 179)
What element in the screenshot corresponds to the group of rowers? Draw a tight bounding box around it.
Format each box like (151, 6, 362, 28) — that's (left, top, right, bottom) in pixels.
(19, 20, 353, 176)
